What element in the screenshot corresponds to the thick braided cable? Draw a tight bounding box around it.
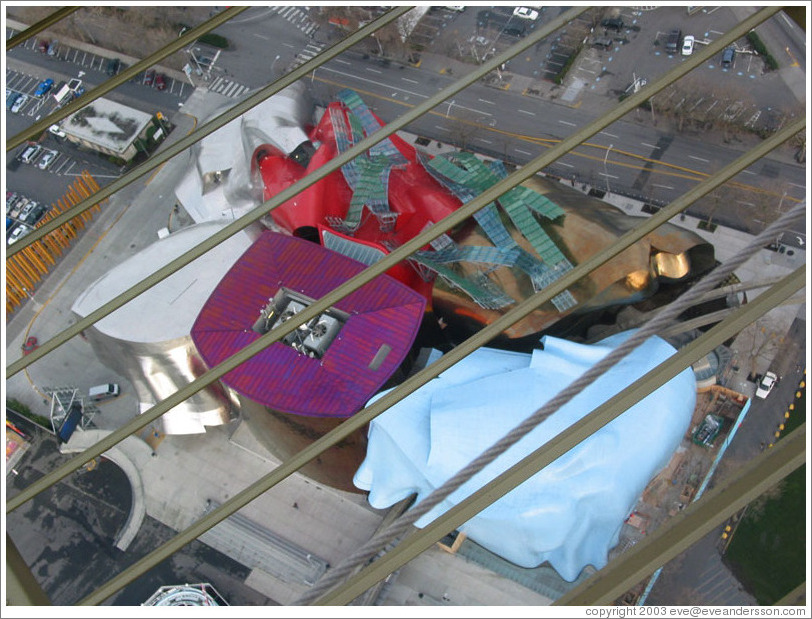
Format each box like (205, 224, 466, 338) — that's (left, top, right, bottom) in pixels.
(296, 203, 806, 605)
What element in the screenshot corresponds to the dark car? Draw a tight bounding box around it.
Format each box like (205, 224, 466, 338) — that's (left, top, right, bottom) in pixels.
(38, 39, 49, 53)
(665, 28, 682, 54)
(143, 69, 156, 86)
(154, 73, 167, 91)
(721, 47, 736, 68)
(106, 57, 121, 76)
(601, 17, 624, 32)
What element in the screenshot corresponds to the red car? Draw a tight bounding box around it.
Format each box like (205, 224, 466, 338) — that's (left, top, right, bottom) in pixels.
(154, 73, 167, 91)
(22, 336, 39, 355)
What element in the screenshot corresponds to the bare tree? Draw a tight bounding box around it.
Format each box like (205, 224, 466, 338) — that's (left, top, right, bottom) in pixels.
(739, 318, 784, 381)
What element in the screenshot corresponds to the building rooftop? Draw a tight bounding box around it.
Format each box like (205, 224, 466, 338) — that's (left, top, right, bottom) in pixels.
(62, 97, 153, 155)
(191, 231, 426, 417)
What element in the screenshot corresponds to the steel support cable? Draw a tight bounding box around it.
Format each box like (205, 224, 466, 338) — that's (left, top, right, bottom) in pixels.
(6, 5, 595, 511)
(6, 5, 416, 256)
(5, 6, 252, 152)
(4, 5, 787, 601)
(557, 424, 807, 605)
(5, 535, 51, 606)
(6, 96, 801, 518)
(7, 3, 768, 379)
(5, 6, 81, 49)
(71, 127, 803, 607)
(314, 274, 807, 605)
(301, 204, 807, 605)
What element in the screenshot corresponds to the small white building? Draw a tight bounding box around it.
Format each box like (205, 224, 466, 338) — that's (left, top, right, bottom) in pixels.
(62, 97, 155, 162)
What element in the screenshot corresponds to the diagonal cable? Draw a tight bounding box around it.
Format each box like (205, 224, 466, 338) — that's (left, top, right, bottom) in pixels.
(301, 202, 806, 604)
(6, 5, 415, 255)
(7, 5, 777, 379)
(5, 6, 81, 49)
(8, 113, 802, 518)
(6, 6, 251, 151)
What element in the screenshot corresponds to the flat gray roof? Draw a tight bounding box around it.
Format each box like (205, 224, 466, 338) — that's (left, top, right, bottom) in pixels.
(63, 97, 153, 154)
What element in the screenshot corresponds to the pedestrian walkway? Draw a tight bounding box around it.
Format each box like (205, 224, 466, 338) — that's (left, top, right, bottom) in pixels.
(270, 5, 319, 38)
(207, 76, 251, 98)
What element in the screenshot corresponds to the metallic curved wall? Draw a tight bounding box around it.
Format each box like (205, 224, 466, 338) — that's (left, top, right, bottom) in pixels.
(83, 328, 237, 435)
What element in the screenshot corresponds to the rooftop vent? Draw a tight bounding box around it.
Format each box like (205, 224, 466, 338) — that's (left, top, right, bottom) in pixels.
(252, 288, 346, 358)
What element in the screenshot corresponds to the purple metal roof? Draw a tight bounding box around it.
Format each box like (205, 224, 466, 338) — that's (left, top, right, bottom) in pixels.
(191, 231, 426, 418)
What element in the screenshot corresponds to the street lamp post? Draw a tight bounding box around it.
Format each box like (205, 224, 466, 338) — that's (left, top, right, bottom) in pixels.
(603, 144, 613, 195)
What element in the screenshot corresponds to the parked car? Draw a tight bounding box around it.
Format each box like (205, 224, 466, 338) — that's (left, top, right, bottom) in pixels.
(68, 78, 83, 91)
(47, 39, 59, 56)
(8, 223, 33, 245)
(26, 203, 49, 226)
(755, 371, 778, 399)
(8, 197, 27, 218)
(155, 73, 167, 91)
(38, 39, 49, 53)
(49, 124, 67, 140)
(34, 78, 54, 97)
(513, 7, 539, 21)
(665, 28, 682, 54)
(37, 149, 58, 170)
(106, 57, 121, 76)
(20, 145, 42, 164)
(681, 35, 695, 56)
(10, 93, 28, 113)
(18, 200, 37, 221)
(6, 91, 20, 110)
(721, 46, 736, 68)
(143, 69, 156, 86)
(601, 16, 624, 32)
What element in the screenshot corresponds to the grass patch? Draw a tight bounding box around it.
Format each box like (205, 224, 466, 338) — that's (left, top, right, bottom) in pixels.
(724, 387, 806, 603)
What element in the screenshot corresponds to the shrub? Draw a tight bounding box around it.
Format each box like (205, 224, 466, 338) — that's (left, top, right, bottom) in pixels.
(197, 32, 229, 49)
(7, 398, 52, 430)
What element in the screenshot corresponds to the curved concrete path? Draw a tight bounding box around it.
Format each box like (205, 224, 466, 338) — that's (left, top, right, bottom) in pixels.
(59, 429, 153, 551)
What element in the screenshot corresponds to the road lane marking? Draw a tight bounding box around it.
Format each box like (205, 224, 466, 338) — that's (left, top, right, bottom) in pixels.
(478, 98, 495, 105)
(652, 184, 674, 190)
(253, 33, 270, 40)
(600, 131, 618, 138)
(402, 77, 419, 84)
(599, 173, 619, 179)
(334, 58, 350, 65)
(558, 161, 574, 168)
(366, 67, 382, 74)
(641, 142, 659, 149)
(559, 120, 577, 126)
(518, 109, 535, 115)
(689, 155, 710, 163)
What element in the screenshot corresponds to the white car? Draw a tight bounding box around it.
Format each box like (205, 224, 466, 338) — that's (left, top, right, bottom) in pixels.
(681, 35, 695, 56)
(513, 7, 539, 20)
(49, 124, 67, 139)
(8, 223, 33, 245)
(755, 371, 778, 399)
(11, 93, 28, 113)
(37, 149, 58, 170)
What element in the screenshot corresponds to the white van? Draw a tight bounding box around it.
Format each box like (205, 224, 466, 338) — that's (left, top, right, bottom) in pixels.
(88, 383, 120, 402)
(20, 145, 42, 164)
